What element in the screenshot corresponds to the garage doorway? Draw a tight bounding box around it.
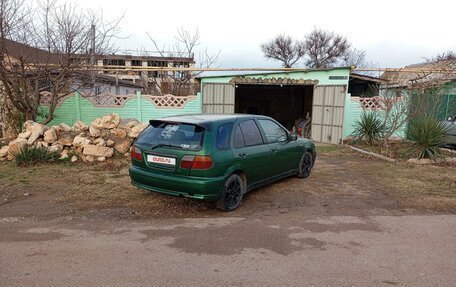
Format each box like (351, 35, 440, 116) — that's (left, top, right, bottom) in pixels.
(235, 84, 314, 136)
(201, 82, 347, 144)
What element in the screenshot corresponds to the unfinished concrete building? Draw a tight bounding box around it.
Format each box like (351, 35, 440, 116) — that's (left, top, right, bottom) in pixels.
(95, 51, 196, 96)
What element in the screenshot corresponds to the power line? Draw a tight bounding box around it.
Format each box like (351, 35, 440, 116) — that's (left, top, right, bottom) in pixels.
(22, 64, 456, 74)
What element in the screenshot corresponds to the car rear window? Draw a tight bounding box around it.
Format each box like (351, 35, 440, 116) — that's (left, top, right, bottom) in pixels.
(136, 121, 205, 150)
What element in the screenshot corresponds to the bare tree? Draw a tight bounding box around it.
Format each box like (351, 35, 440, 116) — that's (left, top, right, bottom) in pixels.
(424, 50, 456, 63)
(259, 30, 375, 71)
(0, 0, 29, 137)
(0, 0, 122, 128)
(341, 47, 377, 68)
(303, 28, 350, 68)
(340, 47, 378, 76)
(260, 34, 305, 68)
(377, 88, 409, 146)
(146, 27, 220, 96)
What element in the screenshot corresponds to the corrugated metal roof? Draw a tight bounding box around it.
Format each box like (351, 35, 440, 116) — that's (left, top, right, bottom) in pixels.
(229, 77, 318, 85)
(196, 67, 352, 79)
(350, 73, 386, 84)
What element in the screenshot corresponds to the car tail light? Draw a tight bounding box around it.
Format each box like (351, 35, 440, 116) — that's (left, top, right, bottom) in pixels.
(192, 156, 213, 169)
(180, 155, 213, 170)
(131, 146, 143, 161)
(180, 155, 195, 169)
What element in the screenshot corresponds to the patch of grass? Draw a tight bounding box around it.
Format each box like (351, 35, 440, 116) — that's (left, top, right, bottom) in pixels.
(351, 141, 408, 159)
(351, 140, 455, 161)
(13, 146, 60, 166)
(19, 178, 30, 185)
(371, 162, 456, 212)
(0, 171, 9, 179)
(316, 145, 339, 154)
(317, 150, 456, 212)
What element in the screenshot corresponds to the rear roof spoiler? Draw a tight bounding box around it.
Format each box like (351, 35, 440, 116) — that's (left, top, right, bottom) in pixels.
(149, 119, 211, 130)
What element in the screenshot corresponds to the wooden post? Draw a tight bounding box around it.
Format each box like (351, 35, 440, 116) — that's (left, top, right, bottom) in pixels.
(136, 91, 142, 122)
(75, 92, 81, 122)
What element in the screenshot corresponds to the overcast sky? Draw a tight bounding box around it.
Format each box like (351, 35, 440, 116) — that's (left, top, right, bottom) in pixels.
(75, 0, 455, 70)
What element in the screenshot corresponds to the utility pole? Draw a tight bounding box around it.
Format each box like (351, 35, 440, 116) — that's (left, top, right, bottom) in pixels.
(90, 24, 96, 65)
(90, 24, 96, 90)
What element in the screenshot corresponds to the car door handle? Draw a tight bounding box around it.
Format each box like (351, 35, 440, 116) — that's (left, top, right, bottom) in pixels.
(271, 147, 278, 152)
(238, 152, 247, 159)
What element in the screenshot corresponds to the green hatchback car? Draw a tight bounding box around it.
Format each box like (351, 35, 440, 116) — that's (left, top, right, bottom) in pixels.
(129, 114, 316, 211)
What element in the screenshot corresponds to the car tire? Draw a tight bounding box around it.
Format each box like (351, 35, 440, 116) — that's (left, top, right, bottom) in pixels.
(217, 174, 244, 211)
(297, 151, 313, 179)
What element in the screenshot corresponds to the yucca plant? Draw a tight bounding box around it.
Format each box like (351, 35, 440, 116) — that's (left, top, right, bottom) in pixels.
(13, 146, 60, 166)
(407, 117, 448, 160)
(352, 112, 384, 145)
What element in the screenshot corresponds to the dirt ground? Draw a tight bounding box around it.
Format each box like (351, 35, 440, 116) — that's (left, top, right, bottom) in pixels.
(1, 145, 456, 286)
(0, 144, 455, 220)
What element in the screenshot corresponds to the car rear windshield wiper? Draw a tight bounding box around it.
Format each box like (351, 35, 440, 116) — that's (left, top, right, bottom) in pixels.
(150, 143, 180, 150)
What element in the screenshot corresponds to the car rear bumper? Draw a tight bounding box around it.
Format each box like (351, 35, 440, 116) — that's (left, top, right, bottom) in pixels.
(129, 166, 224, 201)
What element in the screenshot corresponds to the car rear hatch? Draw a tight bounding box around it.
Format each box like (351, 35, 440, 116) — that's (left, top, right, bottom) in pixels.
(131, 120, 212, 177)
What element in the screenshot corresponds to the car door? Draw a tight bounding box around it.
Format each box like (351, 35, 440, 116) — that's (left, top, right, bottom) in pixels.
(233, 119, 271, 187)
(257, 119, 299, 176)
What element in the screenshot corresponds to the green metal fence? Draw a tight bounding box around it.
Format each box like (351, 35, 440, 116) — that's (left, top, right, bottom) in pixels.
(439, 94, 456, 120)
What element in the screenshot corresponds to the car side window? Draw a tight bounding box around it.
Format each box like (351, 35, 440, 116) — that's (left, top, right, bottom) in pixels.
(239, 120, 264, 146)
(234, 125, 245, 148)
(216, 123, 234, 150)
(258, 119, 288, 143)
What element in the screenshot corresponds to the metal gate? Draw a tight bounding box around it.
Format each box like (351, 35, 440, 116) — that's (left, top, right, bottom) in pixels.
(202, 83, 235, 113)
(311, 85, 346, 144)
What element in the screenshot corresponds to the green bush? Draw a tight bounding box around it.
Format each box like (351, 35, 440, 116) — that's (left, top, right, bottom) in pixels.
(352, 112, 384, 145)
(407, 117, 448, 160)
(13, 146, 60, 166)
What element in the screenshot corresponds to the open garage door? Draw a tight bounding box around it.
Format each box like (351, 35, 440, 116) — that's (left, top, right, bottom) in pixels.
(202, 83, 235, 113)
(234, 84, 314, 132)
(311, 85, 346, 144)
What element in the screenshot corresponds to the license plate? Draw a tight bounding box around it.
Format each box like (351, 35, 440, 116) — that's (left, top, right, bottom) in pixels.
(147, 155, 176, 166)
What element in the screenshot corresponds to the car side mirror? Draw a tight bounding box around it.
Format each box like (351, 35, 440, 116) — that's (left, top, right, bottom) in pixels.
(290, 134, 298, 141)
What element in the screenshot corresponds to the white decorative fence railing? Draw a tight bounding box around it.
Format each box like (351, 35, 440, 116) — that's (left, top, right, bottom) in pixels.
(87, 93, 136, 107)
(358, 97, 384, 110)
(144, 94, 197, 109)
(351, 96, 405, 111)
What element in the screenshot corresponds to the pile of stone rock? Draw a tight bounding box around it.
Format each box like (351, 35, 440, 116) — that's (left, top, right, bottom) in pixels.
(0, 114, 148, 162)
